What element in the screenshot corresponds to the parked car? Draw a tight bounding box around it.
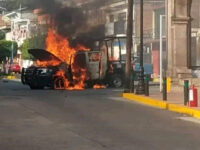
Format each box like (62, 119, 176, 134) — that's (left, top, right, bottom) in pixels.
(9, 63, 21, 73)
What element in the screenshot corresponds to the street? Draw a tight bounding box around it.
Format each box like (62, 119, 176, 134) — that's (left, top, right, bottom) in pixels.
(1, 80, 200, 150)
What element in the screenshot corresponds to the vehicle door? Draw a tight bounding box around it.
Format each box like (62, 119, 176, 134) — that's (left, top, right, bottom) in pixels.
(87, 52, 101, 80)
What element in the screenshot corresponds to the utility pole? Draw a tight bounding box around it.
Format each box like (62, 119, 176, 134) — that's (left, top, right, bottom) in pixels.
(159, 15, 165, 92)
(10, 42, 14, 65)
(136, 0, 145, 94)
(124, 0, 133, 93)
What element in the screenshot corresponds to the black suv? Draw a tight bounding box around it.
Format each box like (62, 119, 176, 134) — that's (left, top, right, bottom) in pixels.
(21, 49, 72, 89)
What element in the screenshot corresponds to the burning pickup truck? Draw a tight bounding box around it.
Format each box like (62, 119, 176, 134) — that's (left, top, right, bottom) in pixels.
(21, 29, 111, 90)
(21, 47, 113, 90)
(22, 47, 108, 90)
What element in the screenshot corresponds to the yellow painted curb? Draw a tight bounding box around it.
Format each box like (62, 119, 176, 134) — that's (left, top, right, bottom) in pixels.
(123, 93, 167, 109)
(123, 93, 200, 119)
(6, 76, 16, 79)
(167, 104, 200, 119)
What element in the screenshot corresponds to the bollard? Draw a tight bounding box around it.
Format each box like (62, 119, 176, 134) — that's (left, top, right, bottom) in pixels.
(144, 75, 149, 96)
(167, 77, 171, 93)
(162, 77, 167, 101)
(184, 80, 189, 106)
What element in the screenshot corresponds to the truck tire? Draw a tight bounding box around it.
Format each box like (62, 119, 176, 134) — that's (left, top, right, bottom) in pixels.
(111, 74, 123, 88)
(54, 77, 65, 90)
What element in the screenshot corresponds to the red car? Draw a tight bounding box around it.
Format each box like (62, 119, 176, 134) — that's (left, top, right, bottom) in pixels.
(9, 63, 21, 73)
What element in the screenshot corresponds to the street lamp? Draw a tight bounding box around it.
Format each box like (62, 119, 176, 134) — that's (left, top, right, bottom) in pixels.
(136, 0, 145, 94)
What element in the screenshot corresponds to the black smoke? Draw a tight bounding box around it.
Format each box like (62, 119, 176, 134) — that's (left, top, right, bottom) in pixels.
(69, 25, 105, 48)
(54, 7, 87, 38)
(27, 0, 106, 48)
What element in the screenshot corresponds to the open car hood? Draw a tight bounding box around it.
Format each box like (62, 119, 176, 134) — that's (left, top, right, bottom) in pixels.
(28, 49, 62, 62)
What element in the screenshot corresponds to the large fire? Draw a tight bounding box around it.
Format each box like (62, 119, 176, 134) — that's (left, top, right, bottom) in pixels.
(93, 84, 106, 89)
(38, 29, 89, 90)
(46, 29, 89, 65)
(36, 59, 61, 67)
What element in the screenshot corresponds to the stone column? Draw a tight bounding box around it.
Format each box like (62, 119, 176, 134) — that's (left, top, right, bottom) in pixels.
(167, 0, 193, 79)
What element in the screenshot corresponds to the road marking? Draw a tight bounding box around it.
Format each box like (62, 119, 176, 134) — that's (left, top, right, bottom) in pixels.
(177, 116, 200, 124)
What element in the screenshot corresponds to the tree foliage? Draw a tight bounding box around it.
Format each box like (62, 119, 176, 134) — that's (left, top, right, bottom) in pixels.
(28, 33, 46, 49)
(20, 33, 46, 60)
(19, 39, 30, 60)
(0, 40, 18, 61)
(0, 31, 5, 40)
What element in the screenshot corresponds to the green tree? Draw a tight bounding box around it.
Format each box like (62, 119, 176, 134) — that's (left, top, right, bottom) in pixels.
(20, 33, 46, 60)
(29, 33, 46, 49)
(19, 39, 31, 60)
(0, 40, 18, 61)
(0, 31, 5, 40)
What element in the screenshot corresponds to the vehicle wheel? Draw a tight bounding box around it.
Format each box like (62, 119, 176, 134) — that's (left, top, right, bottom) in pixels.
(54, 77, 65, 90)
(111, 75, 123, 88)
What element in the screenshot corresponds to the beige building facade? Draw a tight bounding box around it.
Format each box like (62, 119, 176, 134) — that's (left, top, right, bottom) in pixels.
(167, 0, 193, 80)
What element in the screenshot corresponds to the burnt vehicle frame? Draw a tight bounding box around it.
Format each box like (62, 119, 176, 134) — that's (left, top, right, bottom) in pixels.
(103, 35, 127, 88)
(73, 35, 128, 88)
(82, 35, 153, 88)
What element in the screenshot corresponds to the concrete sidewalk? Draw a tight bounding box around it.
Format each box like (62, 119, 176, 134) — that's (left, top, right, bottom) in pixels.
(123, 85, 200, 119)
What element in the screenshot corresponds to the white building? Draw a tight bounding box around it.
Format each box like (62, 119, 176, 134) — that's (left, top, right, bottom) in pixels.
(2, 10, 31, 47)
(1, 9, 37, 67)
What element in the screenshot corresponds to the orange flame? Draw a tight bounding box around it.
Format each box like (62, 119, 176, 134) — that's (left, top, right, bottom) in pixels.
(37, 28, 89, 90)
(46, 29, 76, 64)
(53, 70, 71, 90)
(36, 59, 61, 67)
(93, 84, 106, 89)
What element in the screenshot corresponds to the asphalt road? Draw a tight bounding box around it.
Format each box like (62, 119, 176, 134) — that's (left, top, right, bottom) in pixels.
(1, 80, 200, 150)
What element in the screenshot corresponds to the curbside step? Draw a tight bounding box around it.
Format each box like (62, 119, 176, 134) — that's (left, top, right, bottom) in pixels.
(123, 93, 200, 119)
